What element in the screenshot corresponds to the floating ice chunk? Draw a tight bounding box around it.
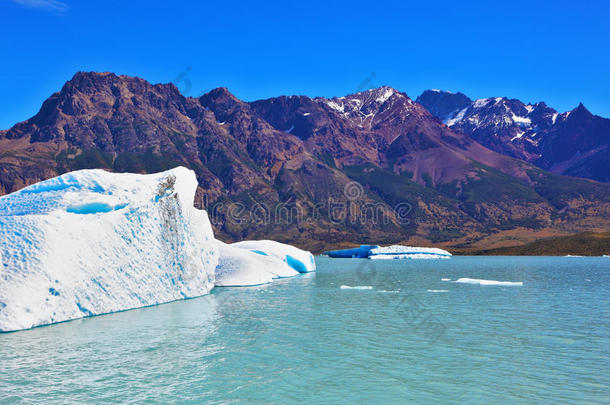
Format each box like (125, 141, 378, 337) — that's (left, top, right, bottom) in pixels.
(340, 285, 373, 290)
(441, 278, 451, 281)
(215, 241, 298, 287)
(453, 278, 523, 286)
(324, 245, 379, 258)
(427, 289, 449, 293)
(370, 254, 450, 260)
(369, 245, 451, 259)
(231, 240, 316, 273)
(0, 167, 218, 332)
(326, 245, 451, 260)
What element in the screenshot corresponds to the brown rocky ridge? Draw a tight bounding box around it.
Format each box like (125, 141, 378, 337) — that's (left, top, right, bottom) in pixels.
(1, 72, 609, 252)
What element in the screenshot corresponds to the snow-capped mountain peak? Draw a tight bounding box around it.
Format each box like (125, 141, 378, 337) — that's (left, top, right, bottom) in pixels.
(417, 89, 610, 182)
(316, 86, 413, 128)
(415, 89, 472, 122)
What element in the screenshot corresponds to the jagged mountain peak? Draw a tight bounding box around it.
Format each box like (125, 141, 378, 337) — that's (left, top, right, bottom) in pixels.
(201, 87, 239, 101)
(420, 89, 469, 97)
(416, 90, 472, 121)
(199, 87, 247, 122)
(66, 71, 119, 86)
(60, 71, 179, 96)
(569, 102, 592, 118)
(316, 85, 415, 125)
(352, 85, 401, 98)
(328, 85, 406, 104)
(419, 88, 609, 182)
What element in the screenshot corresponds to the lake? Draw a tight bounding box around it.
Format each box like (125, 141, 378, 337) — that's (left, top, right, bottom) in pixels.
(0, 256, 608, 404)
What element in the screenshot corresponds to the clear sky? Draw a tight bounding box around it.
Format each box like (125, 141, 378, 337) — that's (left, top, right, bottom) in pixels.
(1, 0, 609, 129)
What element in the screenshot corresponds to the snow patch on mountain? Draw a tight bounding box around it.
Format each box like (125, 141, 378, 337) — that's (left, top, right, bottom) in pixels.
(445, 107, 468, 126)
(317, 86, 411, 128)
(376, 87, 395, 103)
(511, 114, 531, 125)
(325, 100, 345, 114)
(473, 98, 491, 108)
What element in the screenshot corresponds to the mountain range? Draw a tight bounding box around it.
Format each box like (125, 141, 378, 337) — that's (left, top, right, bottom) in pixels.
(417, 90, 610, 182)
(0, 72, 608, 252)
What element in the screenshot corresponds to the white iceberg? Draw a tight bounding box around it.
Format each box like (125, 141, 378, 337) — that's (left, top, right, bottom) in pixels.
(0, 167, 218, 332)
(368, 245, 452, 259)
(230, 240, 316, 273)
(215, 241, 299, 287)
(453, 278, 523, 286)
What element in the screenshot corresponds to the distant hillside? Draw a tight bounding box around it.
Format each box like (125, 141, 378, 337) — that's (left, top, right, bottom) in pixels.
(468, 232, 610, 256)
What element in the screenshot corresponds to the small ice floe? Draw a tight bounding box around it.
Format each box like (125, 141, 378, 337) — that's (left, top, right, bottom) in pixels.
(369, 245, 451, 259)
(340, 285, 373, 290)
(377, 290, 400, 294)
(325, 245, 451, 259)
(427, 289, 449, 293)
(441, 278, 451, 281)
(453, 278, 523, 286)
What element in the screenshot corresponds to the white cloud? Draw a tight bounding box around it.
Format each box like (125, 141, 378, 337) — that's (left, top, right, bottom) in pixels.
(12, 0, 68, 15)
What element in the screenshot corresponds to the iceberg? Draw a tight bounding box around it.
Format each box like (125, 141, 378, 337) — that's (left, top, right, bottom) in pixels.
(215, 241, 299, 287)
(324, 245, 380, 258)
(324, 244, 451, 259)
(453, 278, 523, 286)
(340, 285, 373, 290)
(0, 167, 218, 332)
(231, 240, 316, 273)
(369, 245, 451, 259)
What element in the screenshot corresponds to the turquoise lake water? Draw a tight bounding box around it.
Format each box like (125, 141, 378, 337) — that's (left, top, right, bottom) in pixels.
(0, 256, 608, 404)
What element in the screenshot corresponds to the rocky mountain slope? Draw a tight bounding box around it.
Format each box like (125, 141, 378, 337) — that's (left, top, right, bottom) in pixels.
(1, 72, 609, 251)
(417, 90, 610, 182)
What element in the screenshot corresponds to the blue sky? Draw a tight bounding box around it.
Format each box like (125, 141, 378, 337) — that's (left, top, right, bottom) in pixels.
(1, 0, 609, 129)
